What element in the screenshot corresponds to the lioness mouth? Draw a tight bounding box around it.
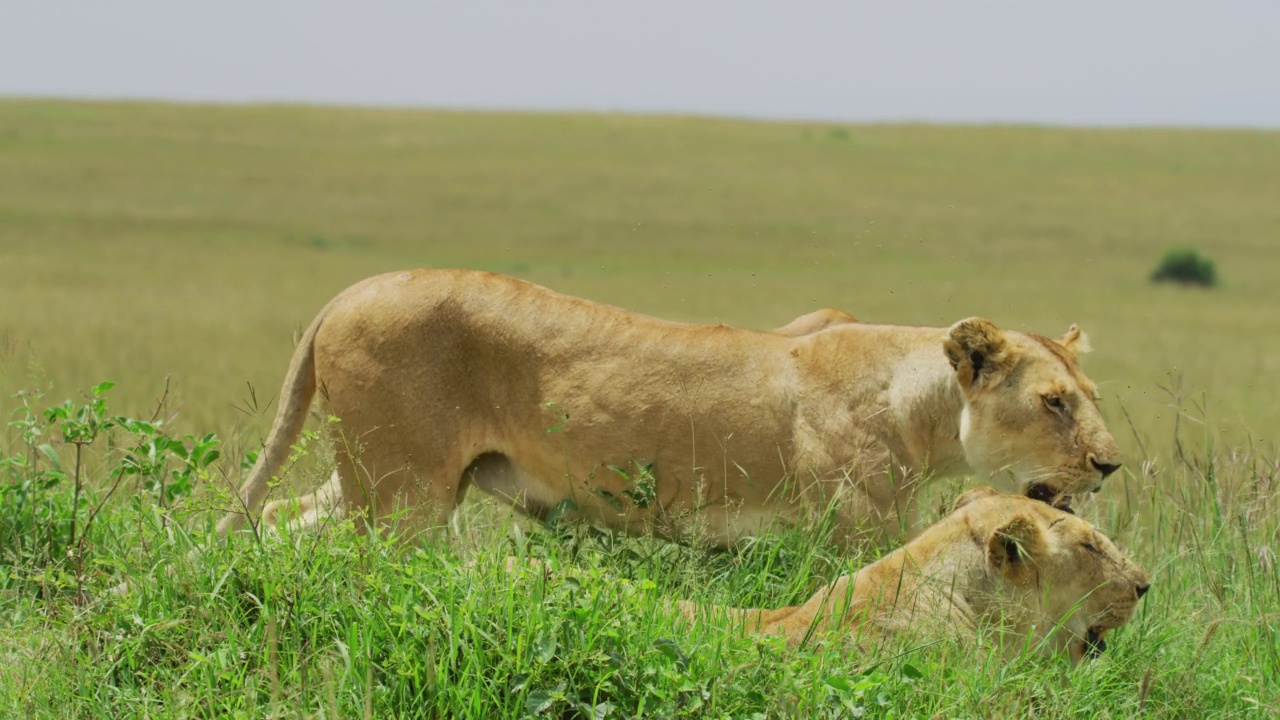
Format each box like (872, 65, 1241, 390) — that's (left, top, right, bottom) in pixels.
(1085, 628, 1107, 659)
(1026, 484, 1074, 514)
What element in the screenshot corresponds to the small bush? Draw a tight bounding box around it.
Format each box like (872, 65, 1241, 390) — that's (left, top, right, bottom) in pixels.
(1, 382, 221, 599)
(1151, 248, 1218, 287)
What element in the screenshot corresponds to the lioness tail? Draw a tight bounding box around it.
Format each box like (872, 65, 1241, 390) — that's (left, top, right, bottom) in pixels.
(215, 301, 331, 537)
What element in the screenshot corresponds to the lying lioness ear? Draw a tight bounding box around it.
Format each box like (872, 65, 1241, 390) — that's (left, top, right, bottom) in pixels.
(953, 486, 1002, 511)
(1059, 324, 1092, 358)
(943, 318, 1015, 389)
(987, 514, 1046, 584)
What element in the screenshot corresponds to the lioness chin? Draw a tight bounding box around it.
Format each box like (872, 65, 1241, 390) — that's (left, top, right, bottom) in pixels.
(221, 269, 1122, 548)
(681, 488, 1150, 664)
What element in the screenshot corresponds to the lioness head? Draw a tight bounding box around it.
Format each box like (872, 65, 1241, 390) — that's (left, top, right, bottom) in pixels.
(943, 317, 1122, 503)
(954, 487, 1150, 663)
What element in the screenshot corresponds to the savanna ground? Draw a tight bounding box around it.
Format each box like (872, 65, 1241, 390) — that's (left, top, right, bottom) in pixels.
(0, 99, 1277, 718)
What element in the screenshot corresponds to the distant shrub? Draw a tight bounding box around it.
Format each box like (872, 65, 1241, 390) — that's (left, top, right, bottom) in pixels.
(1151, 248, 1217, 287)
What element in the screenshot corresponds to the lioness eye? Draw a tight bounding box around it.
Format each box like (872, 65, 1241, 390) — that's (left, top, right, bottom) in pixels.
(1083, 542, 1100, 555)
(1043, 395, 1065, 411)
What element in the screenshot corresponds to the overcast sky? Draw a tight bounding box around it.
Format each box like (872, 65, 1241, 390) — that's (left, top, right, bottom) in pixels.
(3, 0, 1278, 127)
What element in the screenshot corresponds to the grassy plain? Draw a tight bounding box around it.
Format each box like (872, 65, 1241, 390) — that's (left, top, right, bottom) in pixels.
(1, 99, 1278, 717)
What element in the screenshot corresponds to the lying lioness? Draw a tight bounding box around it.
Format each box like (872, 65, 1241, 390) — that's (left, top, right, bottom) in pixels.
(682, 488, 1150, 664)
(219, 269, 1122, 547)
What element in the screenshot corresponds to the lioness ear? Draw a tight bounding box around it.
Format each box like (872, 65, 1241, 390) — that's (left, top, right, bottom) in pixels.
(953, 486, 1001, 512)
(1059, 324, 1092, 358)
(987, 514, 1046, 583)
(943, 318, 1014, 389)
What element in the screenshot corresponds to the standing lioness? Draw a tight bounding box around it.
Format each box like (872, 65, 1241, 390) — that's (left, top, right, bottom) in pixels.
(220, 269, 1121, 547)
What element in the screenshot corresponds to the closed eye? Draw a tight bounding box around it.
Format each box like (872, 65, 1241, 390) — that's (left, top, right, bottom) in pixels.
(1083, 542, 1101, 555)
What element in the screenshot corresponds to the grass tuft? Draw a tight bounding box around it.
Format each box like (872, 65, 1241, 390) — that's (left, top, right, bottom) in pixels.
(1, 383, 1277, 717)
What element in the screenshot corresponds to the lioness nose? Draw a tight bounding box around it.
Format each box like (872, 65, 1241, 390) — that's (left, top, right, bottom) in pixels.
(1090, 457, 1121, 478)
(1136, 582, 1150, 599)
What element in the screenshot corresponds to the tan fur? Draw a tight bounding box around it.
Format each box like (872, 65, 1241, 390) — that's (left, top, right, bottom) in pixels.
(258, 306, 858, 530)
(682, 489, 1149, 663)
(220, 269, 1122, 547)
(768, 308, 858, 337)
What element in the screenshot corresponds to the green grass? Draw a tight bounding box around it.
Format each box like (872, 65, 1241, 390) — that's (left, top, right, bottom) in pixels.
(1, 99, 1279, 717)
(3, 99, 1279, 440)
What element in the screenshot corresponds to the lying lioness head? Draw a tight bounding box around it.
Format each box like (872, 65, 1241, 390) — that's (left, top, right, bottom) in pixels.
(220, 269, 1122, 549)
(683, 487, 1149, 663)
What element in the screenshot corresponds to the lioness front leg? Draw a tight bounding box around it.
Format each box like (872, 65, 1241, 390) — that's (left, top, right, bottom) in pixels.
(791, 466, 925, 549)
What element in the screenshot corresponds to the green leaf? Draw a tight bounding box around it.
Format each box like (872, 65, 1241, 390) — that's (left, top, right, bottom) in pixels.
(853, 678, 879, 692)
(36, 444, 63, 471)
(542, 498, 578, 525)
(578, 702, 614, 720)
(525, 690, 553, 714)
(900, 662, 925, 680)
(92, 381, 116, 396)
(826, 675, 854, 693)
(653, 638, 688, 671)
(534, 631, 557, 663)
(592, 487, 622, 511)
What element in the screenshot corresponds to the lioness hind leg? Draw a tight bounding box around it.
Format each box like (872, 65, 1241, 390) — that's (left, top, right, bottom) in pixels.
(315, 338, 478, 536)
(330, 426, 471, 537)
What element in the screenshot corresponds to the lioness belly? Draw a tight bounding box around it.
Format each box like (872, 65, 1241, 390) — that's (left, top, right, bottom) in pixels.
(463, 449, 813, 545)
